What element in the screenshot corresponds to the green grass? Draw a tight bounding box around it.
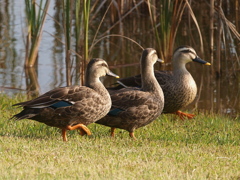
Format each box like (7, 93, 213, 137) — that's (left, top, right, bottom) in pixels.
(0, 95, 240, 179)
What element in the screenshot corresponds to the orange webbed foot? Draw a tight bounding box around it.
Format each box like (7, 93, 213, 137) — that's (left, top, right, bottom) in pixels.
(173, 110, 195, 120)
(61, 124, 91, 141)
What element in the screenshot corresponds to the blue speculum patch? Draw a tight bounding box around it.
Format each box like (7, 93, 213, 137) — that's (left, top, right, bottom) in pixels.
(108, 108, 124, 116)
(50, 101, 72, 109)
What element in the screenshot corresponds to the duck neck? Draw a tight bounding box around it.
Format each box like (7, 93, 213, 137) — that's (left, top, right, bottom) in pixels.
(172, 61, 196, 89)
(85, 76, 109, 96)
(141, 63, 160, 92)
(173, 61, 190, 77)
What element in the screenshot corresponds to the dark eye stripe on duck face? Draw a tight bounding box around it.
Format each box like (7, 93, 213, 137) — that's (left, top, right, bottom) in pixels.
(180, 47, 197, 57)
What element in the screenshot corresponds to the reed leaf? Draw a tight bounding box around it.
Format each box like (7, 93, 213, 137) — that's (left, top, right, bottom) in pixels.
(147, 0, 183, 61)
(83, 0, 90, 62)
(62, 0, 73, 86)
(90, 34, 144, 52)
(90, 1, 113, 56)
(24, 0, 50, 67)
(185, 0, 203, 52)
(81, 0, 90, 84)
(99, 0, 145, 38)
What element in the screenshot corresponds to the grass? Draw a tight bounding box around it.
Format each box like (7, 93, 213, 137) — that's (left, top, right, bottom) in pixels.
(0, 94, 240, 179)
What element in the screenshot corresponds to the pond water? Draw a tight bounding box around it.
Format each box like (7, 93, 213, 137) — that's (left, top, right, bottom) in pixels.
(0, 0, 239, 117)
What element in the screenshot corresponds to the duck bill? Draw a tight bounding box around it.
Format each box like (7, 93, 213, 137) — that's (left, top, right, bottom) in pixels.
(157, 58, 164, 63)
(193, 56, 211, 65)
(107, 71, 119, 78)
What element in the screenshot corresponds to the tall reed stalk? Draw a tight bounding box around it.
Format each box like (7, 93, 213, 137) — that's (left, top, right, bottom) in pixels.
(83, 0, 90, 62)
(147, 0, 186, 62)
(147, 0, 205, 62)
(62, 0, 90, 85)
(24, 67, 40, 97)
(75, 0, 82, 84)
(210, 0, 215, 69)
(62, 0, 72, 86)
(25, 0, 50, 67)
(60, 0, 239, 85)
(82, 0, 90, 84)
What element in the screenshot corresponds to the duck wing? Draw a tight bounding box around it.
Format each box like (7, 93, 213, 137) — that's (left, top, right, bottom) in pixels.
(108, 87, 155, 115)
(113, 70, 174, 90)
(154, 70, 174, 88)
(13, 85, 95, 108)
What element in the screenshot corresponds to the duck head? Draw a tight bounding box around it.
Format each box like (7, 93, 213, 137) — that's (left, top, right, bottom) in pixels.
(141, 48, 164, 68)
(86, 58, 119, 79)
(85, 58, 119, 88)
(173, 46, 211, 66)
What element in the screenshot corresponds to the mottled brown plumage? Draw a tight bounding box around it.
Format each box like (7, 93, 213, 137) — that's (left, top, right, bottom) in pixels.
(10, 58, 119, 141)
(96, 48, 164, 139)
(109, 46, 211, 119)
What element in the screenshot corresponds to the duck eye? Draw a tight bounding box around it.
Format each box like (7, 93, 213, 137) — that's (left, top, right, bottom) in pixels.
(101, 63, 108, 68)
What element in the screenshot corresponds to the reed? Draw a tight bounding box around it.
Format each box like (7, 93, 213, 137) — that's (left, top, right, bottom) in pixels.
(214, 0, 240, 75)
(75, 0, 83, 84)
(81, 0, 90, 84)
(24, 0, 49, 96)
(146, 0, 204, 62)
(62, 0, 73, 86)
(147, 0, 175, 61)
(61, 0, 91, 85)
(24, 0, 50, 68)
(24, 67, 40, 97)
(83, 0, 90, 62)
(22, 0, 239, 91)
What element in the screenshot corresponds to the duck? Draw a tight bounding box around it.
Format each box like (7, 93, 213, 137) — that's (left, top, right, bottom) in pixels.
(95, 48, 164, 140)
(10, 58, 119, 141)
(109, 46, 211, 120)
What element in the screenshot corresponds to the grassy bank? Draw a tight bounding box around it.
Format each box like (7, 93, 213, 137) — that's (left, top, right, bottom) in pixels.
(0, 95, 239, 179)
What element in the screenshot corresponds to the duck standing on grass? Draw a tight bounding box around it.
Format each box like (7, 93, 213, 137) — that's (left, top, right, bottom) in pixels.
(95, 48, 164, 140)
(112, 46, 211, 120)
(10, 58, 119, 141)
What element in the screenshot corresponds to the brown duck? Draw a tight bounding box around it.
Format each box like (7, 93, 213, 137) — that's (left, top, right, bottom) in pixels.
(96, 48, 164, 139)
(10, 58, 119, 141)
(109, 46, 211, 120)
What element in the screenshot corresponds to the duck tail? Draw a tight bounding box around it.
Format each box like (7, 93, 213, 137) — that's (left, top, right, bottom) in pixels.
(9, 109, 38, 121)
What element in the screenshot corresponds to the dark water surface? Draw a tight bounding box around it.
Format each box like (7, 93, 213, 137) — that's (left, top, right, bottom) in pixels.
(0, 0, 239, 116)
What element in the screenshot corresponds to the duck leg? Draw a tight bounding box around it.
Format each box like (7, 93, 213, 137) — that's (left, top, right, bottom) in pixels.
(62, 129, 68, 142)
(61, 124, 92, 141)
(174, 110, 195, 120)
(110, 127, 116, 137)
(129, 132, 137, 140)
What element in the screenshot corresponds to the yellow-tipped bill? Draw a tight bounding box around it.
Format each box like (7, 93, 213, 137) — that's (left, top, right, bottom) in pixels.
(157, 58, 164, 63)
(107, 71, 119, 78)
(193, 56, 211, 65)
(205, 62, 211, 65)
